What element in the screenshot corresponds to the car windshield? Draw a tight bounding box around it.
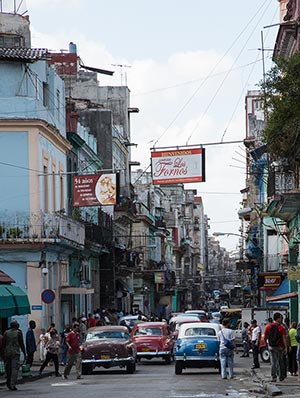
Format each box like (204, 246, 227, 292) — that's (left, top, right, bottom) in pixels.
(134, 327, 163, 336)
(185, 327, 216, 337)
(86, 331, 129, 341)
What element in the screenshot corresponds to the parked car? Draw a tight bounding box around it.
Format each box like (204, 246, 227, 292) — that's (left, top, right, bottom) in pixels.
(80, 325, 137, 374)
(131, 321, 174, 364)
(174, 322, 221, 375)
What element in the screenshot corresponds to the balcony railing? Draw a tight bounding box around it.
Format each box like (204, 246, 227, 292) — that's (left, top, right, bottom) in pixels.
(0, 211, 85, 246)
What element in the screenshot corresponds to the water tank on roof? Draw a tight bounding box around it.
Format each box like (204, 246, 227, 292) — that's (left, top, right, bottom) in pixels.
(69, 42, 77, 54)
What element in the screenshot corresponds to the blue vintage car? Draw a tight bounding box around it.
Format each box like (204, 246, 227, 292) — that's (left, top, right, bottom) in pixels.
(174, 322, 221, 374)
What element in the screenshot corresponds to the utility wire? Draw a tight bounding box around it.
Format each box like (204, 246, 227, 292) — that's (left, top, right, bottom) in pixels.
(186, 0, 274, 145)
(151, 0, 273, 148)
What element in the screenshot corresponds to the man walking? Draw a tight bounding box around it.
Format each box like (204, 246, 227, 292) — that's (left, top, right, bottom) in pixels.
(250, 319, 261, 369)
(63, 322, 82, 380)
(3, 320, 27, 391)
(264, 312, 287, 382)
(26, 320, 37, 366)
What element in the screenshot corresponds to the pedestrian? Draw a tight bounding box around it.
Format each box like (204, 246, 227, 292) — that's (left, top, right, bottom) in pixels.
(240, 322, 250, 357)
(3, 319, 27, 391)
(25, 320, 37, 366)
(288, 321, 298, 376)
(264, 312, 287, 382)
(250, 319, 261, 369)
(79, 317, 87, 343)
(39, 329, 61, 377)
(62, 322, 82, 380)
(87, 313, 96, 329)
(37, 328, 47, 362)
(217, 318, 238, 380)
(60, 324, 71, 366)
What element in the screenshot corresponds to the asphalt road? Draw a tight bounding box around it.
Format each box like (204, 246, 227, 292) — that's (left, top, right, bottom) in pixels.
(0, 356, 260, 398)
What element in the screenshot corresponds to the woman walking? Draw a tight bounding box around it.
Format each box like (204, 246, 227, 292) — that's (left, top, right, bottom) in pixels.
(218, 318, 238, 380)
(39, 330, 61, 377)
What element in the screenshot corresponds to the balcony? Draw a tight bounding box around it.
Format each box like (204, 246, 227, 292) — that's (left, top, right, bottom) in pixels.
(0, 211, 85, 247)
(114, 197, 137, 225)
(267, 191, 300, 222)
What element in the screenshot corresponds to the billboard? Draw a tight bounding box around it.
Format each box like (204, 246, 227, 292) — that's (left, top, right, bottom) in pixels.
(73, 173, 118, 207)
(151, 147, 205, 185)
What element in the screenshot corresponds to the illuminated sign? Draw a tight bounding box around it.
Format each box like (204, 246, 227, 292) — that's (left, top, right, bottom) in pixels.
(151, 147, 205, 185)
(73, 173, 118, 207)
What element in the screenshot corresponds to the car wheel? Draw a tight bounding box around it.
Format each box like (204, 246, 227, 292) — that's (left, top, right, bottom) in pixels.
(82, 364, 93, 375)
(175, 360, 183, 375)
(165, 354, 172, 365)
(260, 347, 270, 363)
(217, 360, 221, 374)
(126, 362, 136, 374)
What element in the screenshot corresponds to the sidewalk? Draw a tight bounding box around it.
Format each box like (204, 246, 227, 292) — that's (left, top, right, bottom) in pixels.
(252, 361, 300, 397)
(0, 360, 62, 387)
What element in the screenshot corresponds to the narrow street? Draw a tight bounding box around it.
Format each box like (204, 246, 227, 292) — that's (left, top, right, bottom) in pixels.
(0, 356, 262, 398)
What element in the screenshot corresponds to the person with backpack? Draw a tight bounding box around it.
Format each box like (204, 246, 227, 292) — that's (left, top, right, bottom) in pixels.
(264, 312, 287, 382)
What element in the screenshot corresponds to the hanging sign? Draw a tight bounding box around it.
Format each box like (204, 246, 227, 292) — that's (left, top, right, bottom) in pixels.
(151, 147, 205, 185)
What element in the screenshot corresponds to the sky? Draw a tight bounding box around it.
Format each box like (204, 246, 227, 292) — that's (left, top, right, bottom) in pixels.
(15, 0, 279, 251)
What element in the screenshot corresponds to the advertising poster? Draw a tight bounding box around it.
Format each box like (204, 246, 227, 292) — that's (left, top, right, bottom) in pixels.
(73, 173, 118, 207)
(151, 147, 205, 185)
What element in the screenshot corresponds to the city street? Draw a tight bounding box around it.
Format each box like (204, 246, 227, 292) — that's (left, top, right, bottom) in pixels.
(0, 356, 261, 398)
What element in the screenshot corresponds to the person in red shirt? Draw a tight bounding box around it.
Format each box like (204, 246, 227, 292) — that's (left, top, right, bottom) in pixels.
(264, 312, 287, 382)
(62, 322, 82, 380)
(87, 313, 96, 329)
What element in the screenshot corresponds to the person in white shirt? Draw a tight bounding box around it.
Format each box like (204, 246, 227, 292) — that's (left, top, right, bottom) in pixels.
(250, 319, 261, 369)
(218, 318, 238, 379)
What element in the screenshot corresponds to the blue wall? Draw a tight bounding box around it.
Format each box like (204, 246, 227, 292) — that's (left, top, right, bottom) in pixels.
(0, 131, 30, 214)
(0, 60, 66, 136)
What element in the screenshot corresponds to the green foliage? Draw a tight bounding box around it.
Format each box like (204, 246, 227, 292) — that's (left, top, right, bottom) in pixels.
(260, 51, 300, 165)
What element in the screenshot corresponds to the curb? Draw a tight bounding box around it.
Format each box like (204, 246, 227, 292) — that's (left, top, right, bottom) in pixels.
(252, 368, 283, 397)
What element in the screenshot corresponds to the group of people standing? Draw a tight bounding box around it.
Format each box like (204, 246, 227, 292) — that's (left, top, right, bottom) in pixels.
(0, 318, 84, 391)
(219, 311, 300, 383)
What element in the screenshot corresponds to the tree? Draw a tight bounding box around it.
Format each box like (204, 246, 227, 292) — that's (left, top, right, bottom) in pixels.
(260, 51, 300, 168)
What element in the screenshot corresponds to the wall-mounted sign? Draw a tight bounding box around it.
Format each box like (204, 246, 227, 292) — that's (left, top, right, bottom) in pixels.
(73, 173, 118, 207)
(151, 147, 205, 185)
(154, 271, 165, 284)
(288, 265, 300, 280)
(31, 305, 42, 311)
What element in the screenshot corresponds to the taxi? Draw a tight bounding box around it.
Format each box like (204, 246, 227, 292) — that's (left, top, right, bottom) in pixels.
(174, 322, 221, 374)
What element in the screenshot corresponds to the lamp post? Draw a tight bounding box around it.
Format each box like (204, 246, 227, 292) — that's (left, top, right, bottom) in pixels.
(213, 232, 263, 307)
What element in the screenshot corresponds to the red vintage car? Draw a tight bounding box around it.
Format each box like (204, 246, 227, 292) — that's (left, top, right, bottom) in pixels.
(80, 325, 137, 374)
(131, 321, 174, 364)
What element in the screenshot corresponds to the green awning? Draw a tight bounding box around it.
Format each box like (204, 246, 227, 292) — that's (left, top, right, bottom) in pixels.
(0, 284, 31, 318)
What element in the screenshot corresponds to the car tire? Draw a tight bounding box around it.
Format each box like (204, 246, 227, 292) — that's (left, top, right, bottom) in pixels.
(82, 364, 93, 375)
(260, 346, 270, 363)
(126, 362, 136, 374)
(165, 354, 172, 365)
(175, 360, 183, 375)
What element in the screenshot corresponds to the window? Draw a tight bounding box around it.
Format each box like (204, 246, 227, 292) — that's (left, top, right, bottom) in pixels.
(0, 34, 23, 48)
(56, 89, 60, 121)
(43, 164, 49, 212)
(43, 82, 50, 107)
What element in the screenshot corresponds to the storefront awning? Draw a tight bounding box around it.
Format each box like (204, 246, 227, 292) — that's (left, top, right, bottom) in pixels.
(60, 287, 94, 294)
(0, 284, 31, 318)
(266, 279, 297, 305)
